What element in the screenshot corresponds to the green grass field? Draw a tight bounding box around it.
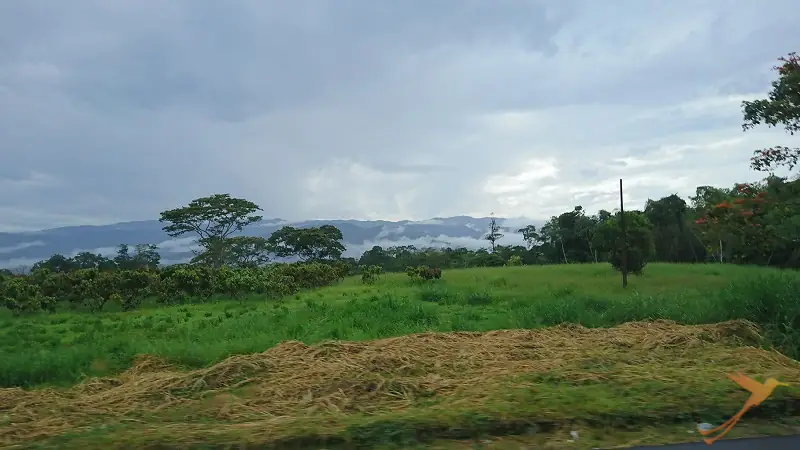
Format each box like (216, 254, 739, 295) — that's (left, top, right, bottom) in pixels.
(1, 263, 798, 389)
(2, 263, 799, 449)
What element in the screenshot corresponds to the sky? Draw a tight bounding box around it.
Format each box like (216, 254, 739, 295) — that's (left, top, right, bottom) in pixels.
(1, 0, 797, 232)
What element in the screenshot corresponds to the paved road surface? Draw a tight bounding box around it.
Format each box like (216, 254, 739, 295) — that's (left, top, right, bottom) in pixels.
(627, 434, 800, 449)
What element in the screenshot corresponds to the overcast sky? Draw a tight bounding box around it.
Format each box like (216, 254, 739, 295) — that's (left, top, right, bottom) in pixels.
(0, 0, 796, 232)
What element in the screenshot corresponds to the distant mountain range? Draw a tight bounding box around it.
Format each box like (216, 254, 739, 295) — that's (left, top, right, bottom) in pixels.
(0, 216, 544, 269)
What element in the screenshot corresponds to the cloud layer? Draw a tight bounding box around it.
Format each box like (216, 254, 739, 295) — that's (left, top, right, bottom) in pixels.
(1, 0, 797, 232)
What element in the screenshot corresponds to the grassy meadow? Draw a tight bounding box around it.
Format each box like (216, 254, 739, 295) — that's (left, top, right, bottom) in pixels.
(1, 263, 798, 389)
(2, 263, 800, 449)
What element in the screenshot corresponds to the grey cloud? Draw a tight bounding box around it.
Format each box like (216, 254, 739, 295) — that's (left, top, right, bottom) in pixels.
(345, 232, 528, 260)
(0, 241, 45, 254)
(1, 0, 797, 232)
(370, 162, 454, 175)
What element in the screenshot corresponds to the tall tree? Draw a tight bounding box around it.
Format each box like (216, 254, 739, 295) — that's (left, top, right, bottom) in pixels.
(484, 213, 503, 252)
(132, 244, 161, 269)
(517, 225, 540, 250)
(573, 206, 599, 263)
(115, 244, 161, 270)
(540, 217, 567, 263)
(539, 206, 596, 264)
(645, 194, 701, 262)
(159, 194, 263, 267)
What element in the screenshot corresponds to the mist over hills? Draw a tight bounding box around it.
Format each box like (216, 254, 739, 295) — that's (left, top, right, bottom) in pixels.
(0, 216, 544, 269)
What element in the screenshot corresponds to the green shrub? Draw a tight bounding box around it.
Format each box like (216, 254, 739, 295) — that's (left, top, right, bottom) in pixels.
(506, 255, 523, 266)
(0, 261, 344, 313)
(360, 265, 382, 284)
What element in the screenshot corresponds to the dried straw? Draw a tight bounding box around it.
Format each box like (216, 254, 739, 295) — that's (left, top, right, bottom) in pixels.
(1, 319, 797, 448)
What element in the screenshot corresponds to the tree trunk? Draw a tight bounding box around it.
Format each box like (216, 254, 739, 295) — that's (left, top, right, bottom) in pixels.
(586, 238, 598, 263)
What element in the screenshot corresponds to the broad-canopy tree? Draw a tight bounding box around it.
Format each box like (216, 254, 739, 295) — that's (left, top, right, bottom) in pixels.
(517, 225, 540, 250)
(267, 225, 346, 261)
(159, 194, 263, 267)
(191, 236, 271, 268)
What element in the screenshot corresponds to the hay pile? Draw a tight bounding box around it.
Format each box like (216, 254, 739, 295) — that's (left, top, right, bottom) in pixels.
(1, 320, 798, 448)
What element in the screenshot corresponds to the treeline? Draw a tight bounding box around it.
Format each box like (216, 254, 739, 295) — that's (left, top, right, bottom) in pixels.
(356, 176, 799, 272)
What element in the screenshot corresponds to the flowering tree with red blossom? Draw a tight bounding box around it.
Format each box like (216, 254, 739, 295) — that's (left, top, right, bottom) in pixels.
(737, 52, 800, 250)
(693, 181, 779, 263)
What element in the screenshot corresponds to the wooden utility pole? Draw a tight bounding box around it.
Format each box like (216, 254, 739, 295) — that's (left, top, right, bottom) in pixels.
(619, 179, 629, 288)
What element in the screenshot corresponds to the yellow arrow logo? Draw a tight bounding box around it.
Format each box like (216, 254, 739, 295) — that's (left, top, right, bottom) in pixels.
(698, 372, 789, 445)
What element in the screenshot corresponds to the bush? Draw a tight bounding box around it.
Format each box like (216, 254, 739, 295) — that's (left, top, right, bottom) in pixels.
(609, 247, 648, 275)
(0, 261, 344, 314)
(406, 265, 442, 281)
(0, 276, 55, 314)
(506, 255, 523, 266)
(270, 262, 340, 289)
(594, 211, 655, 276)
(361, 265, 382, 284)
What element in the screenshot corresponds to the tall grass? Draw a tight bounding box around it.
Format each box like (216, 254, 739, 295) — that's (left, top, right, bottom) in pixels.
(717, 271, 800, 357)
(0, 263, 797, 388)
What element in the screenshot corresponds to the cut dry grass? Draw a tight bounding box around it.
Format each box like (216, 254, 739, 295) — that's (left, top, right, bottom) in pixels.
(2, 319, 799, 449)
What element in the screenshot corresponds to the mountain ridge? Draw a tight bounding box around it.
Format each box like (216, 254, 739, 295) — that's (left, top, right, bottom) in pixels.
(0, 216, 544, 269)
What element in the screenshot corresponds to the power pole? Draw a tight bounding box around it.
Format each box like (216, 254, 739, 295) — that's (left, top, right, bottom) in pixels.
(619, 179, 628, 288)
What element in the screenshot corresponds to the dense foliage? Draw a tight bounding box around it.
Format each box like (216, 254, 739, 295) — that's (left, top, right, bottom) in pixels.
(0, 262, 348, 314)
